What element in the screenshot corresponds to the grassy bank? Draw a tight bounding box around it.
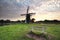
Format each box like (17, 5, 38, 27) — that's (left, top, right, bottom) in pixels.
(0, 23, 60, 40)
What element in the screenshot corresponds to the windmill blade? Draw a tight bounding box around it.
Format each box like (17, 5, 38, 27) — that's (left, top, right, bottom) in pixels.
(21, 6, 30, 16)
(21, 14, 26, 16)
(27, 6, 29, 14)
(29, 13, 36, 16)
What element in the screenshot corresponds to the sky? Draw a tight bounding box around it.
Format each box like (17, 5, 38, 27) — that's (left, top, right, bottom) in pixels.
(0, 0, 60, 21)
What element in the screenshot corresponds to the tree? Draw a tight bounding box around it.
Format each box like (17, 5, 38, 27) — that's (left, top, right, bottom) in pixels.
(31, 18, 35, 23)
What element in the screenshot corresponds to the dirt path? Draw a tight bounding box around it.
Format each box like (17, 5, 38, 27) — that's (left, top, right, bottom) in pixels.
(26, 31, 54, 40)
(26, 34, 46, 40)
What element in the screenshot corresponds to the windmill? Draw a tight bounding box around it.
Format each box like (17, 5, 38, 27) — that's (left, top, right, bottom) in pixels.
(21, 6, 35, 23)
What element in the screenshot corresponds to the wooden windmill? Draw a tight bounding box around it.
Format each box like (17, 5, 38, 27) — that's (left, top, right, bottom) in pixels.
(21, 6, 35, 23)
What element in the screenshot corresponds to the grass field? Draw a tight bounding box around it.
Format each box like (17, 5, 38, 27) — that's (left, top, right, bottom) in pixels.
(0, 23, 60, 40)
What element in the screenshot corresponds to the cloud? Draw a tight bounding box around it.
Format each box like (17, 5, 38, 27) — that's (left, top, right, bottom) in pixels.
(39, 0, 60, 12)
(0, 0, 26, 18)
(0, 0, 60, 20)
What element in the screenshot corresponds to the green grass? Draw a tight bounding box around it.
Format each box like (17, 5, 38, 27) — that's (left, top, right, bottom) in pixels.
(0, 23, 60, 40)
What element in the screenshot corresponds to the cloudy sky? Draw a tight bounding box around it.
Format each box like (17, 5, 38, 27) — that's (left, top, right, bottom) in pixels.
(0, 0, 60, 21)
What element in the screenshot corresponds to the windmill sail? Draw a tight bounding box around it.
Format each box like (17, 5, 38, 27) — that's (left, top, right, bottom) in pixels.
(27, 6, 29, 14)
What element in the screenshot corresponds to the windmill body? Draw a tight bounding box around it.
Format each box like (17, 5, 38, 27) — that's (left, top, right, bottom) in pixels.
(26, 14, 30, 23)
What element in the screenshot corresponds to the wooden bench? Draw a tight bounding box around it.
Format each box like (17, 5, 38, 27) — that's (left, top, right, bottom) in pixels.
(31, 26, 47, 33)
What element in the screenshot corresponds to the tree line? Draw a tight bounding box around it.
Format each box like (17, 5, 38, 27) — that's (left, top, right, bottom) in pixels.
(0, 19, 60, 26)
(0, 18, 35, 26)
(36, 20, 60, 24)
